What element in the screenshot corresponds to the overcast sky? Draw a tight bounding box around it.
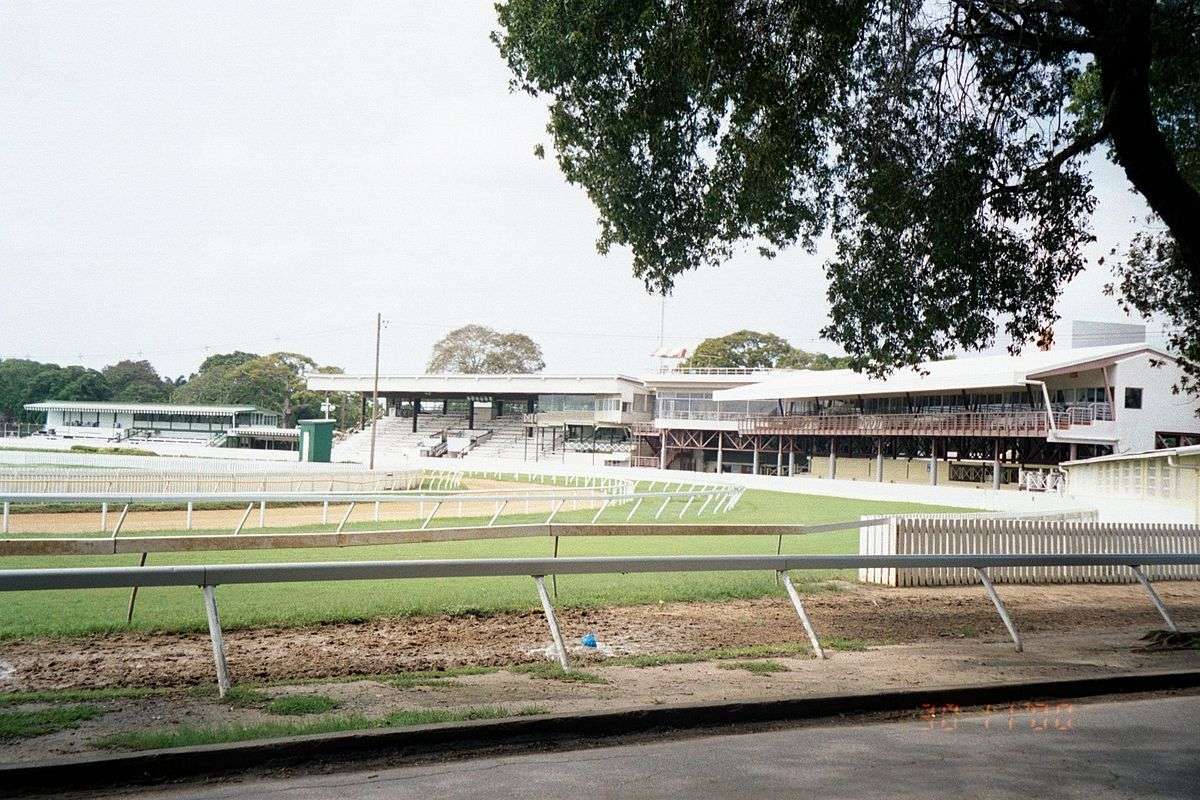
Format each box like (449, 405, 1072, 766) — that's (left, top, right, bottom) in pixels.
(1, 1, 1161, 379)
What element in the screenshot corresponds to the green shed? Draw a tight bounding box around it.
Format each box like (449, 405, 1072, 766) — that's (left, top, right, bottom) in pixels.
(297, 419, 335, 463)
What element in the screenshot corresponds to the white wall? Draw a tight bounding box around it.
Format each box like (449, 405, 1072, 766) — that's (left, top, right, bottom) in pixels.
(1112, 353, 1200, 453)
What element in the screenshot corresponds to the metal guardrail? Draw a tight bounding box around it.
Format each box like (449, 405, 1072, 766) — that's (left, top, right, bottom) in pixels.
(0, 485, 744, 539)
(1, 551, 1194, 696)
(0, 519, 882, 556)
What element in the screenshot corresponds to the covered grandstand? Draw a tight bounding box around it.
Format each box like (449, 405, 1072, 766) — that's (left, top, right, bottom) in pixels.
(307, 344, 1200, 484)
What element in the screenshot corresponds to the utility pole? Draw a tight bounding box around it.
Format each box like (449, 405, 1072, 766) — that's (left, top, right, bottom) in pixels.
(368, 312, 381, 470)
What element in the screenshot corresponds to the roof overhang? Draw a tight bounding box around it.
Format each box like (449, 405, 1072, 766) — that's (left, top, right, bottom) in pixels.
(305, 373, 646, 398)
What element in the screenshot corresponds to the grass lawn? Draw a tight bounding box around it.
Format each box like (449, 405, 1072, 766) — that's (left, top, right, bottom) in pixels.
(0, 486, 971, 639)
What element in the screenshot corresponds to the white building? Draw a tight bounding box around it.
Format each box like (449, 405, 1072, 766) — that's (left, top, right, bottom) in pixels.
(308, 344, 1200, 482)
(24, 401, 282, 443)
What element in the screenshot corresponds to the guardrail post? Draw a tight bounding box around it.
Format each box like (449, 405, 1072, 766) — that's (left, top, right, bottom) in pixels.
(110, 504, 130, 538)
(779, 571, 824, 659)
(126, 552, 148, 624)
(186, 501, 193, 531)
(3, 501, 9, 533)
(1129, 565, 1178, 632)
(232, 503, 254, 536)
(975, 569, 1022, 652)
(533, 575, 570, 670)
(201, 584, 232, 697)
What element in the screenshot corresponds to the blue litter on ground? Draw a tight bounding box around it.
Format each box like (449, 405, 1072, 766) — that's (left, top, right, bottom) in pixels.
(580, 633, 598, 648)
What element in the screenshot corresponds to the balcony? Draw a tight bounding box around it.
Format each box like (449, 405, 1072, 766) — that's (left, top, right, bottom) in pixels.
(739, 410, 1056, 437)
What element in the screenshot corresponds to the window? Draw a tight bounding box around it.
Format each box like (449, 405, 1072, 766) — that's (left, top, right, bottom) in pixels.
(1124, 387, 1143, 409)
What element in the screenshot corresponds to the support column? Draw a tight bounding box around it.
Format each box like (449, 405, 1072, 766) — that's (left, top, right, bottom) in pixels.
(779, 571, 825, 659)
(828, 437, 837, 480)
(533, 576, 570, 670)
(360, 394, 367, 430)
(202, 585, 232, 697)
(1069, 442, 1078, 461)
(929, 437, 938, 486)
(526, 397, 535, 414)
(1130, 565, 1178, 631)
(467, 400, 475, 430)
(975, 569, 1021, 651)
(752, 446, 760, 474)
(716, 434, 724, 473)
(788, 450, 795, 477)
(776, 439, 783, 474)
(443, 399, 449, 415)
(659, 431, 667, 470)
(411, 397, 419, 433)
(875, 439, 884, 482)
(992, 439, 1002, 490)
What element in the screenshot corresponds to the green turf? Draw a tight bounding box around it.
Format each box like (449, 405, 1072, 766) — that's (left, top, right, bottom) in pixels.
(716, 659, 790, 675)
(93, 705, 548, 751)
(267, 694, 339, 716)
(0, 704, 105, 741)
(0, 486, 970, 639)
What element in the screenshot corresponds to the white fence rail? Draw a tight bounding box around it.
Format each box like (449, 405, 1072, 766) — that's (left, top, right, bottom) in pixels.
(860, 516, 1200, 586)
(2, 549, 1195, 696)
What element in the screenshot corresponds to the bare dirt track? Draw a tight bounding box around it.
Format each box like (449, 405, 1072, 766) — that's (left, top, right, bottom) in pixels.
(3, 581, 1199, 691)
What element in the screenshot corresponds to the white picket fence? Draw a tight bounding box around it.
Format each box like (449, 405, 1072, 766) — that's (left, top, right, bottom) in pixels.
(859, 515, 1200, 586)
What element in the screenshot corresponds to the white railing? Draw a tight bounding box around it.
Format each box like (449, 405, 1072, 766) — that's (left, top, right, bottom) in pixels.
(860, 516, 1200, 587)
(3, 548, 1195, 695)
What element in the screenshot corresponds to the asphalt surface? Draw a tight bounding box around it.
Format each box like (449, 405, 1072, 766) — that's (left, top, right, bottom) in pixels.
(112, 694, 1200, 800)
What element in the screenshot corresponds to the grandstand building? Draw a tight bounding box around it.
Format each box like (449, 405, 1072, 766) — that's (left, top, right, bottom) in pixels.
(309, 343, 1200, 485)
(304, 373, 651, 463)
(24, 401, 285, 446)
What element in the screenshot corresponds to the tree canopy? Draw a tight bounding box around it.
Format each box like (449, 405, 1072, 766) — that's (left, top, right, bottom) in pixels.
(171, 351, 324, 425)
(427, 325, 546, 373)
(495, 1, 1199, 389)
(101, 360, 171, 403)
(0, 360, 111, 422)
(683, 330, 852, 370)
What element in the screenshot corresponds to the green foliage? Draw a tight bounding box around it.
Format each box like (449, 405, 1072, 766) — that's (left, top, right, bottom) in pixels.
(511, 663, 609, 683)
(684, 330, 850, 370)
(386, 667, 498, 688)
(0, 704, 105, 741)
(0, 359, 113, 422)
(172, 351, 326, 425)
(267, 694, 340, 715)
(715, 660, 789, 675)
(427, 325, 546, 373)
(94, 706, 547, 751)
(101, 360, 171, 403)
(495, 1, 1200, 383)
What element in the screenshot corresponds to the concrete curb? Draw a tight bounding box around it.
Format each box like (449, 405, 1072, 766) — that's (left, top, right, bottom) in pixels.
(5, 669, 1199, 796)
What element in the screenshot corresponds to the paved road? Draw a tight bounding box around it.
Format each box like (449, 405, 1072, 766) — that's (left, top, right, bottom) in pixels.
(118, 695, 1200, 800)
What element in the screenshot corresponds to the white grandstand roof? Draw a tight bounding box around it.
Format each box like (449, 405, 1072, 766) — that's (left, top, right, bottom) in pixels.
(713, 344, 1170, 402)
(306, 373, 645, 396)
(24, 401, 262, 416)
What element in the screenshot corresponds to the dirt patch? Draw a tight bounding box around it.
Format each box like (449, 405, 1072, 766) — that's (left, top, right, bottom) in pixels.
(2, 581, 1198, 691)
(2, 627, 1198, 765)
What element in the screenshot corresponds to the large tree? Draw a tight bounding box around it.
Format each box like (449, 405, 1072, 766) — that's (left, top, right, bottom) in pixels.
(101, 359, 170, 403)
(172, 351, 321, 425)
(683, 329, 852, 369)
(495, 1, 1199, 390)
(427, 325, 546, 373)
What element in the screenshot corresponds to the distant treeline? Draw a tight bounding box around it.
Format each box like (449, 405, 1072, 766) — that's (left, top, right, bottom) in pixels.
(0, 352, 364, 429)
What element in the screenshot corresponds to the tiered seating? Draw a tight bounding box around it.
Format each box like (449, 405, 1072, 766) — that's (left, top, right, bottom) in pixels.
(461, 414, 530, 461)
(332, 414, 467, 462)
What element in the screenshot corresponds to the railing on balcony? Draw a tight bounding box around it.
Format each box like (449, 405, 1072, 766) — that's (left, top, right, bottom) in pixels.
(739, 411, 1058, 437)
